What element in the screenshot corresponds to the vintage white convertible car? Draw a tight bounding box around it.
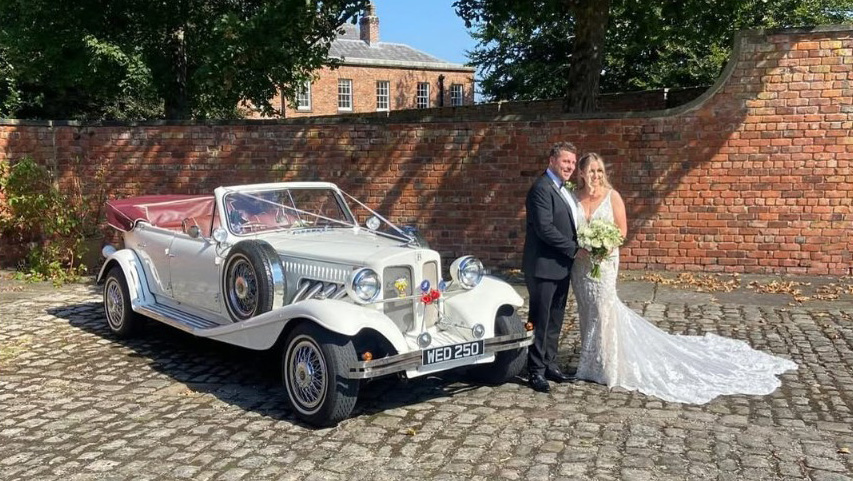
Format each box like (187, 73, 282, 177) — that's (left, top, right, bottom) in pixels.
(99, 182, 531, 426)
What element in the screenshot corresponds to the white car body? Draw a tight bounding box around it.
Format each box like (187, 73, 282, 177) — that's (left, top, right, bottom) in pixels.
(99, 182, 531, 426)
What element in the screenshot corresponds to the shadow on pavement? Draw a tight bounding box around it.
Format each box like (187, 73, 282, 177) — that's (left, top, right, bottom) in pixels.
(46, 296, 494, 429)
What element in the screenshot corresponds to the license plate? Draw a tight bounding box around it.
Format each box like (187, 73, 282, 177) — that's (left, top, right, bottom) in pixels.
(422, 340, 485, 366)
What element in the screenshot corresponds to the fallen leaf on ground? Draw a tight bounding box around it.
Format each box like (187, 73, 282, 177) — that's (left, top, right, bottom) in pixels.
(633, 272, 741, 293)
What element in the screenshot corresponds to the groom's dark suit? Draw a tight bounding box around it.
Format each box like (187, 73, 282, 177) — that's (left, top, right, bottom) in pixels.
(523, 173, 579, 379)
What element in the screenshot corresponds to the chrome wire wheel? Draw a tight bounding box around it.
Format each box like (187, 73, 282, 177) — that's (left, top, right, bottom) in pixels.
(102, 266, 140, 338)
(225, 254, 258, 319)
(281, 324, 359, 426)
(286, 335, 328, 413)
(104, 277, 125, 331)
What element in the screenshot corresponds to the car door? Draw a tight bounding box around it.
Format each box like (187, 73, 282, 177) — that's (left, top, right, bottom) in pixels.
(131, 227, 175, 298)
(169, 230, 222, 314)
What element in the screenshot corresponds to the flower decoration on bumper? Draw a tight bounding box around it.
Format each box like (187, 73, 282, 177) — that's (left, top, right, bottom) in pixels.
(419, 280, 442, 305)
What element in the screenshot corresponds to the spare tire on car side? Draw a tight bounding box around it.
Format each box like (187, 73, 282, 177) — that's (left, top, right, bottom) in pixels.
(222, 240, 285, 321)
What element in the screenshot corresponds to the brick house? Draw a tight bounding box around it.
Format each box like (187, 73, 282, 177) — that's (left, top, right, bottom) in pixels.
(263, 4, 475, 118)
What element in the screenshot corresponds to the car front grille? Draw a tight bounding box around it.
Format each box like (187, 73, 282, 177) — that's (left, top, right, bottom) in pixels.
(383, 261, 439, 333)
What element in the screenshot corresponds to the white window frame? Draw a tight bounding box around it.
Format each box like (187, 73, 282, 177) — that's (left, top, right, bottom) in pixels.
(450, 84, 464, 107)
(338, 79, 353, 111)
(417, 82, 430, 109)
(376, 80, 390, 111)
(297, 81, 312, 111)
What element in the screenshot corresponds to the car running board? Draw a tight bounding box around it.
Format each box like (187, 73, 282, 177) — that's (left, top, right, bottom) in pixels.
(136, 303, 222, 333)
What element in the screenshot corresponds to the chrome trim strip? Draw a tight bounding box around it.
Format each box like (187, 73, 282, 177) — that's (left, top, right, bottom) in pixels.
(284, 261, 348, 283)
(137, 304, 222, 331)
(270, 255, 286, 310)
(343, 331, 533, 379)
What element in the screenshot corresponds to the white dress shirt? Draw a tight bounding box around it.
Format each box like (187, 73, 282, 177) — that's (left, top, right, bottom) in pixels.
(545, 169, 579, 230)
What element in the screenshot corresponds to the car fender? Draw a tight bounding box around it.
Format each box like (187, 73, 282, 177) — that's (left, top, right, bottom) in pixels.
(202, 299, 409, 352)
(97, 249, 152, 309)
(443, 276, 524, 337)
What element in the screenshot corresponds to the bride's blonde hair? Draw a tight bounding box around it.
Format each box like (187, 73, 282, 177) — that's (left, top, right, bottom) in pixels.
(576, 152, 612, 191)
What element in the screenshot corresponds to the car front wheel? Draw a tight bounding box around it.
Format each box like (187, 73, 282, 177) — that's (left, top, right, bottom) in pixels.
(103, 266, 142, 338)
(282, 323, 359, 426)
(468, 308, 527, 385)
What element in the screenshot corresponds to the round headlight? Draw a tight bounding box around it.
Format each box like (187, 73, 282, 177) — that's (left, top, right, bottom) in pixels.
(366, 216, 381, 231)
(450, 256, 484, 290)
(212, 227, 228, 243)
(348, 268, 381, 303)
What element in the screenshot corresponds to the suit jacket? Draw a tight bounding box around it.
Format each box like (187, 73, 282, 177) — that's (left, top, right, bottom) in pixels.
(522, 173, 579, 280)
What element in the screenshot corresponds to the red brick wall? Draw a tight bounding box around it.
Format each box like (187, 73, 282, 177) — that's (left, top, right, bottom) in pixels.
(2, 27, 851, 275)
(260, 65, 475, 118)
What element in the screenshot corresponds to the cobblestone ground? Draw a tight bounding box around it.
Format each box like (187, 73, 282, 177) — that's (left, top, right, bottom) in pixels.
(2, 283, 852, 481)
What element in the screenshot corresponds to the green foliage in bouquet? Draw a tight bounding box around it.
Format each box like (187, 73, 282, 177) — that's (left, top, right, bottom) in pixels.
(0, 156, 106, 284)
(577, 219, 624, 279)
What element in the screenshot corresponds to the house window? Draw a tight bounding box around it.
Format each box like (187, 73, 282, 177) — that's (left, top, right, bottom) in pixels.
(376, 81, 389, 111)
(416, 82, 430, 109)
(450, 84, 464, 106)
(297, 81, 312, 111)
(338, 79, 353, 111)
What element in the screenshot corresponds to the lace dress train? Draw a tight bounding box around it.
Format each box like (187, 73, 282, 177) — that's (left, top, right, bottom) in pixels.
(570, 191, 797, 404)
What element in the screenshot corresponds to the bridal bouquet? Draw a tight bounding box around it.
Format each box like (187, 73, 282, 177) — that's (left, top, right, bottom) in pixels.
(577, 219, 624, 279)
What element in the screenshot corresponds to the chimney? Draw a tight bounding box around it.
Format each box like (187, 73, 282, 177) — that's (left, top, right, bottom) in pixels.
(359, 2, 379, 45)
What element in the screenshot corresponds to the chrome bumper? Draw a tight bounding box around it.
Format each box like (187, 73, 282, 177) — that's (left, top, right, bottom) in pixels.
(343, 330, 533, 379)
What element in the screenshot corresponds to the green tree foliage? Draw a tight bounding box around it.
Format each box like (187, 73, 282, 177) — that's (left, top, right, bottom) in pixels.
(456, 0, 853, 105)
(0, 0, 367, 120)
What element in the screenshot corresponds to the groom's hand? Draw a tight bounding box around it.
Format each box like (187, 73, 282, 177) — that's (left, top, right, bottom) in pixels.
(576, 249, 589, 260)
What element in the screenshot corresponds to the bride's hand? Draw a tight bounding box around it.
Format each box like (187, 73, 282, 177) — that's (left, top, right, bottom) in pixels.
(576, 248, 589, 260)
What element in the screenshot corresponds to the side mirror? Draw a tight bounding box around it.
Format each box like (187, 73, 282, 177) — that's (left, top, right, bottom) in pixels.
(187, 225, 201, 239)
(212, 227, 228, 244)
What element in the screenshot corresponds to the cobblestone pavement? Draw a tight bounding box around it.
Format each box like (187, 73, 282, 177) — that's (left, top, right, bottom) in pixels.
(2, 279, 852, 481)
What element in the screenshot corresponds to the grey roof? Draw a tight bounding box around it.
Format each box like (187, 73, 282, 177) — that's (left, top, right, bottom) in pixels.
(329, 24, 474, 72)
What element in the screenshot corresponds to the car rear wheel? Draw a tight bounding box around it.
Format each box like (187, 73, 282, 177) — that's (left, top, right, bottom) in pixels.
(222, 240, 284, 321)
(282, 323, 359, 426)
(103, 266, 142, 338)
(468, 308, 527, 385)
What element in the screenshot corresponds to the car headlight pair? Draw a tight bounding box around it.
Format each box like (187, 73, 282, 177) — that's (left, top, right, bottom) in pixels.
(348, 255, 484, 304)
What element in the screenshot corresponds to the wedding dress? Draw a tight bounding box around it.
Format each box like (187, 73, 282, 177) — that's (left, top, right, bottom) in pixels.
(570, 190, 797, 404)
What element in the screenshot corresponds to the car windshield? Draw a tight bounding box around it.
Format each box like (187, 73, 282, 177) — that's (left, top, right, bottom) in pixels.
(224, 187, 354, 235)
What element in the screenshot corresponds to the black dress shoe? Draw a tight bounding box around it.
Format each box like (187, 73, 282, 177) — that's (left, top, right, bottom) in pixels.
(528, 373, 551, 393)
(545, 367, 574, 383)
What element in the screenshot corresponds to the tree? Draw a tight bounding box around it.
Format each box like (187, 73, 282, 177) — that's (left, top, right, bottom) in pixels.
(456, 0, 853, 109)
(0, 0, 368, 120)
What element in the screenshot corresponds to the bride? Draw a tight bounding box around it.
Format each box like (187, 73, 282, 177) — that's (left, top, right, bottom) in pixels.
(570, 152, 797, 404)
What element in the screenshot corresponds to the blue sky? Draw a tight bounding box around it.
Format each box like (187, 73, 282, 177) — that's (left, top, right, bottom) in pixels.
(369, 0, 476, 66)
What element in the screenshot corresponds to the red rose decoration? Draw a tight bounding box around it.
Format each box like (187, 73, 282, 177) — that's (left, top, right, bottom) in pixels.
(421, 289, 441, 305)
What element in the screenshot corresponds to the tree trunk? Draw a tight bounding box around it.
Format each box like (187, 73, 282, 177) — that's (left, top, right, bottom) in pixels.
(163, 26, 189, 120)
(564, 0, 610, 113)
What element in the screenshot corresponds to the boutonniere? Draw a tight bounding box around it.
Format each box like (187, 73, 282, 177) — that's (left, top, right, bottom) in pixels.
(563, 181, 575, 191)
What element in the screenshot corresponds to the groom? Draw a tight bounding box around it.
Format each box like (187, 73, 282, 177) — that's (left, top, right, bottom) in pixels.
(522, 141, 581, 393)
